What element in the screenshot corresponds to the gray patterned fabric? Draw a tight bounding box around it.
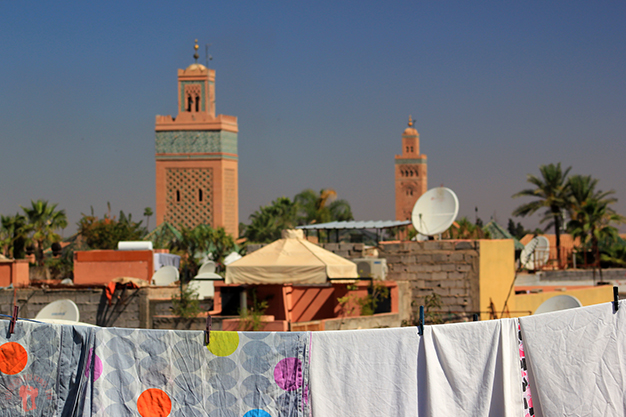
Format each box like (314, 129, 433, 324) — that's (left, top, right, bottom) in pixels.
(0, 321, 310, 417)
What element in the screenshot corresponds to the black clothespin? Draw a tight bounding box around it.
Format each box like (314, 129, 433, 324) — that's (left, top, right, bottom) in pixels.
(418, 305, 424, 336)
(8, 305, 18, 334)
(204, 315, 212, 345)
(613, 286, 619, 313)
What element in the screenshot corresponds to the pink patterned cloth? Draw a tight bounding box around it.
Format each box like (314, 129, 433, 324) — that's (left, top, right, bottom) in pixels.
(517, 321, 534, 416)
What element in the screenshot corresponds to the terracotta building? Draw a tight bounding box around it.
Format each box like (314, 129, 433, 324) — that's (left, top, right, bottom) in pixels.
(155, 42, 239, 237)
(395, 116, 427, 220)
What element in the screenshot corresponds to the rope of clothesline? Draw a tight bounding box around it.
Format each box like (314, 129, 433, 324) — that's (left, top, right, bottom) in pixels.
(0, 314, 44, 324)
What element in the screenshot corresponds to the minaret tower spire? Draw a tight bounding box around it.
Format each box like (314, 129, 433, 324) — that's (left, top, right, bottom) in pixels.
(154, 41, 240, 237)
(394, 115, 428, 220)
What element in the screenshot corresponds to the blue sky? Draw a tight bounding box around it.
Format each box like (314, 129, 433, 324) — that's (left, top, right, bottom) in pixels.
(1, 1, 624, 234)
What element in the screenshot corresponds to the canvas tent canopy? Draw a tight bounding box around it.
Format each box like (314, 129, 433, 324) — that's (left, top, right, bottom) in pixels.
(226, 229, 358, 284)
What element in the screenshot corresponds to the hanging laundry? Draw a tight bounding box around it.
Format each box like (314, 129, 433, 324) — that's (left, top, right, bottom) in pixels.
(520, 301, 626, 417)
(309, 327, 419, 417)
(420, 318, 524, 417)
(84, 328, 310, 417)
(0, 321, 93, 416)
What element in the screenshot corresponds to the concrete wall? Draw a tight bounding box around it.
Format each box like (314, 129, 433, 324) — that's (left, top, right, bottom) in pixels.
(0, 286, 214, 330)
(538, 269, 626, 282)
(378, 240, 481, 323)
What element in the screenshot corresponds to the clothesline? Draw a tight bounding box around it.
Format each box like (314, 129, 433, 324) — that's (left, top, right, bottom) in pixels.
(0, 300, 623, 416)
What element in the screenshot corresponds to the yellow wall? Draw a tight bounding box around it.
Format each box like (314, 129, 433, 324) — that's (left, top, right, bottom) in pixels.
(514, 286, 613, 316)
(479, 239, 516, 320)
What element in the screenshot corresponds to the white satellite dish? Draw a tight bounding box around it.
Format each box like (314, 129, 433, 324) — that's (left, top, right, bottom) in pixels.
(521, 236, 550, 270)
(224, 252, 242, 265)
(197, 261, 216, 275)
(188, 280, 215, 300)
(151, 265, 179, 286)
(411, 187, 460, 236)
(194, 261, 223, 281)
(534, 294, 583, 315)
(36, 299, 80, 322)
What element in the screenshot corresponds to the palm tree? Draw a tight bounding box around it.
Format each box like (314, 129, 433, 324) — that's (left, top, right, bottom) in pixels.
(243, 197, 298, 243)
(566, 174, 617, 250)
(567, 198, 623, 281)
(294, 188, 353, 225)
(0, 214, 29, 259)
(143, 207, 154, 231)
(512, 163, 571, 267)
(21, 200, 68, 266)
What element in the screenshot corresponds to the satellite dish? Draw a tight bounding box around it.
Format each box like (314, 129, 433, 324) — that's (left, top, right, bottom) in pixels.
(151, 265, 179, 286)
(198, 261, 216, 274)
(521, 236, 550, 270)
(36, 299, 80, 322)
(188, 279, 215, 300)
(224, 252, 242, 265)
(534, 294, 583, 315)
(411, 187, 460, 236)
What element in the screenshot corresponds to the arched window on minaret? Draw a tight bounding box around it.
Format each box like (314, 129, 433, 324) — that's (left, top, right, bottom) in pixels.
(187, 95, 193, 112)
(195, 95, 200, 112)
(199, 188, 203, 202)
(176, 190, 181, 202)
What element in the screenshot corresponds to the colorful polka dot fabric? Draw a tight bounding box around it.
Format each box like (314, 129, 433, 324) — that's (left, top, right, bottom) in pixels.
(0, 320, 310, 417)
(0, 320, 94, 415)
(86, 327, 310, 417)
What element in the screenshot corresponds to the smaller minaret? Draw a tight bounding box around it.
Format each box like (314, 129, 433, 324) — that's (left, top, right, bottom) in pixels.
(394, 116, 428, 220)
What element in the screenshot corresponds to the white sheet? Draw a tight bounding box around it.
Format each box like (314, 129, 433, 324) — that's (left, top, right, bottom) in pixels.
(420, 318, 523, 417)
(519, 301, 626, 417)
(310, 327, 419, 417)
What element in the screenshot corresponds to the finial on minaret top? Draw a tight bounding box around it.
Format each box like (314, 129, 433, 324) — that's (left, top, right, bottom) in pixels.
(193, 39, 199, 62)
(408, 115, 414, 127)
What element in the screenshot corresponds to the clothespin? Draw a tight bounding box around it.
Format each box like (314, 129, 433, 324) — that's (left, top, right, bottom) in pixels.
(418, 305, 424, 336)
(204, 315, 212, 345)
(8, 305, 18, 334)
(613, 286, 619, 313)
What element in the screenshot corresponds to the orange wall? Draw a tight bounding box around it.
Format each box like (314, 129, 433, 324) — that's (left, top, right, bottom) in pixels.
(74, 250, 154, 285)
(0, 264, 11, 287)
(0, 260, 30, 288)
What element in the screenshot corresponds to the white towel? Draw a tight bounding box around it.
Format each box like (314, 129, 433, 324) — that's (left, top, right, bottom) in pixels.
(310, 327, 419, 417)
(420, 318, 523, 417)
(519, 301, 626, 417)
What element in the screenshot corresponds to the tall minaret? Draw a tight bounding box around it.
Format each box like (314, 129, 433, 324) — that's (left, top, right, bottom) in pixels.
(155, 40, 239, 237)
(395, 116, 427, 220)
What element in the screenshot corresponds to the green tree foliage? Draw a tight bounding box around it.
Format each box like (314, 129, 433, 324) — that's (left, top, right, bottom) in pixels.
(566, 176, 623, 275)
(512, 163, 571, 266)
(77, 205, 146, 250)
(294, 188, 353, 225)
(242, 189, 354, 243)
(242, 197, 299, 243)
(507, 218, 529, 240)
(442, 217, 489, 239)
(0, 214, 29, 259)
(169, 224, 236, 282)
(21, 200, 68, 266)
